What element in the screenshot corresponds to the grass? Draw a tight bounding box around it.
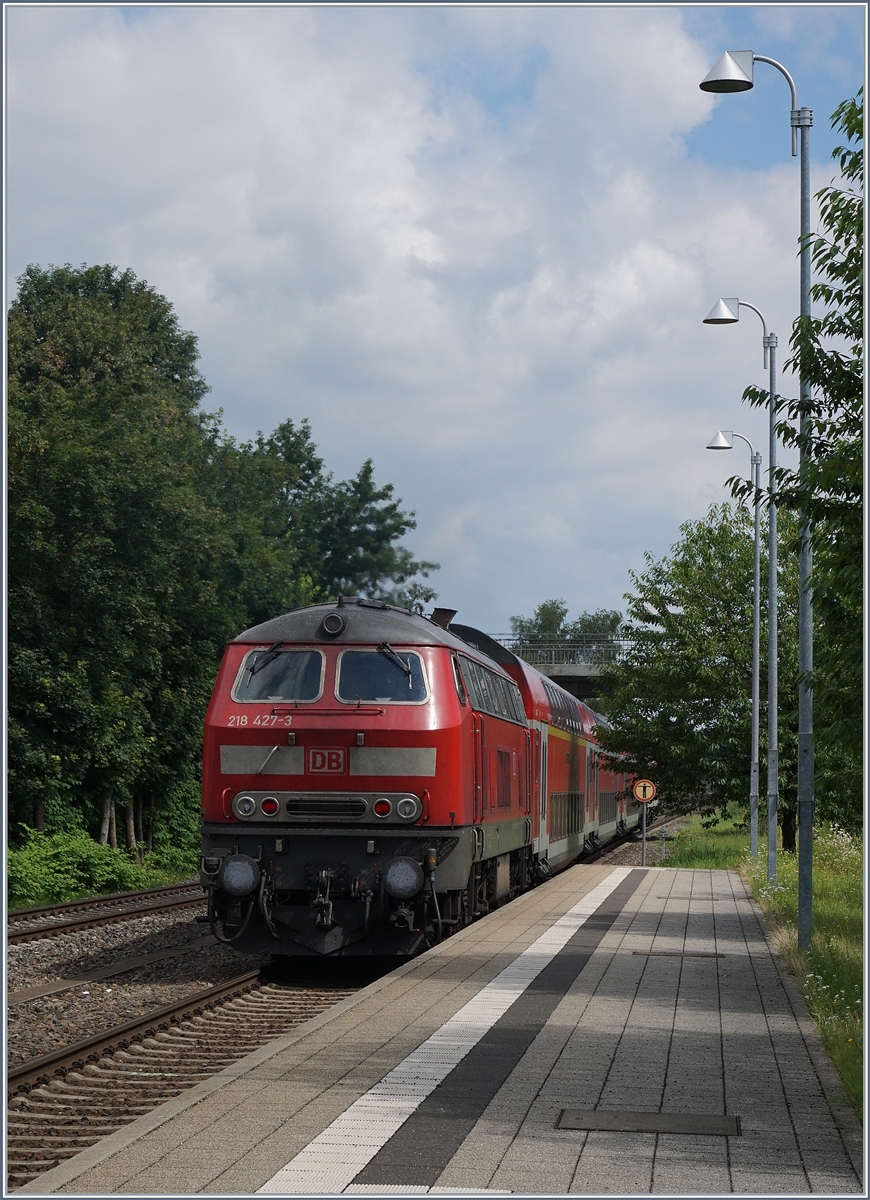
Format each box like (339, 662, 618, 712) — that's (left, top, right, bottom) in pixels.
(660, 810, 750, 869)
(662, 812, 863, 1118)
(744, 826, 863, 1119)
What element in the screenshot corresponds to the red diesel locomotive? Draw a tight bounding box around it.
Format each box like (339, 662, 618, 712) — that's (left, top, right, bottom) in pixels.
(200, 598, 637, 956)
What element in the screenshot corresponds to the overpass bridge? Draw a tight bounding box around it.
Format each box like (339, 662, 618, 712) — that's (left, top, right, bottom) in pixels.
(488, 637, 628, 703)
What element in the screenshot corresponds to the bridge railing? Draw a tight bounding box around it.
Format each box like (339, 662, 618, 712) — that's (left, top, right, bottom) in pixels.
(488, 637, 630, 666)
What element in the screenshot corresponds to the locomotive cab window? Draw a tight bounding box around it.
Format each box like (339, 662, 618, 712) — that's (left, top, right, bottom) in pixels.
(233, 649, 325, 702)
(336, 648, 428, 703)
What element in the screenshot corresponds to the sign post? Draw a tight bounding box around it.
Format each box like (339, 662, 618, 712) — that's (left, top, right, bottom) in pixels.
(632, 779, 657, 867)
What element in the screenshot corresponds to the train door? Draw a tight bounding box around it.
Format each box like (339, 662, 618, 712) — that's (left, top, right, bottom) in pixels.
(538, 724, 548, 854)
(472, 713, 484, 823)
(524, 729, 532, 815)
(587, 747, 599, 830)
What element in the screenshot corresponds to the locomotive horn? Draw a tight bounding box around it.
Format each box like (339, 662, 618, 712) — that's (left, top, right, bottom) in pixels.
(429, 607, 457, 629)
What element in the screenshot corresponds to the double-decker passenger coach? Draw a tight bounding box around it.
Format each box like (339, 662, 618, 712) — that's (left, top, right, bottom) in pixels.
(200, 599, 636, 956)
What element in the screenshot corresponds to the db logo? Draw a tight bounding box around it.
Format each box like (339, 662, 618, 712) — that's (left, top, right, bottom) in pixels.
(307, 748, 346, 774)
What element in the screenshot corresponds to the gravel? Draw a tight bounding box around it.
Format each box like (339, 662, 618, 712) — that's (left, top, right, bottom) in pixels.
(603, 818, 690, 866)
(7, 908, 215, 991)
(8, 827, 692, 1070)
(7, 909, 270, 1069)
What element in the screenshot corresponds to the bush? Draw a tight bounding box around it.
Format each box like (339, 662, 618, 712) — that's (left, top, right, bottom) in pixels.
(7, 827, 154, 908)
(143, 843, 200, 880)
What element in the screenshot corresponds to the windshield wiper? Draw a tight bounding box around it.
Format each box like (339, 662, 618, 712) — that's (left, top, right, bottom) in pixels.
(377, 642, 412, 678)
(248, 642, 284, 676)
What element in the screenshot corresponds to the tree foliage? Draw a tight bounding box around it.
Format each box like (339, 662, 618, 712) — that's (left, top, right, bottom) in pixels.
(737, 91, 863, 826)
(597, 505, 800, 833)
(8, 263, 437, 848)
(509, 599, 622, 645)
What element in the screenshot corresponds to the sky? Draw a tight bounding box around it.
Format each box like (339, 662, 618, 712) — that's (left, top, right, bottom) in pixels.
(5, 3, 865, 633)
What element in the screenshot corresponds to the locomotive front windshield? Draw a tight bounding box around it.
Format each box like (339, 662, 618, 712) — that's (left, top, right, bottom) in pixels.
(234, 649, 324, 702)
(337, 649, 427, 703)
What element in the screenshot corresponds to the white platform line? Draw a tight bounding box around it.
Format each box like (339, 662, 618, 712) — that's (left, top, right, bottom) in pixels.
(258, 867, 633, 1195)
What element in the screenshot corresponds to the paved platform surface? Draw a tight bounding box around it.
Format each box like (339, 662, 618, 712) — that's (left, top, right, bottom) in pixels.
(24, 864, 863, 1196)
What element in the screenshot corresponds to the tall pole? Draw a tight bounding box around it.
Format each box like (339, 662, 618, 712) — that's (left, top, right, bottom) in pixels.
(708, 303, 778, 875)
(765, 334, 779, 881)
(700, 50, 815, 938)
(795, 106, 814, 948)
(750, 449, 762, 858)
(708, 429, 762, 857)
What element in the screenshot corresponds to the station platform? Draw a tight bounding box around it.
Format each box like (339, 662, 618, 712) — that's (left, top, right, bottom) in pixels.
(25, 864, 862, 1196)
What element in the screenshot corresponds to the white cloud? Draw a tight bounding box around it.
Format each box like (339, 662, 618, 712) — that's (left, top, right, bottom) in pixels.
(6, 5, 843, 630)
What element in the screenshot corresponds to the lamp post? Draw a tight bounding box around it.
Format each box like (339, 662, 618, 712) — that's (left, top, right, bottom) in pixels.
(700, 51, 813, 943)
(703, 299, 778, 880)
(707, 430, 762, 859)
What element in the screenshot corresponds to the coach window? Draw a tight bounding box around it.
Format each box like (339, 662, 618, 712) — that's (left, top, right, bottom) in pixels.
(233, 649, 324, 702)
(489, 673, 508, 719)
(336, 649, 428, 703)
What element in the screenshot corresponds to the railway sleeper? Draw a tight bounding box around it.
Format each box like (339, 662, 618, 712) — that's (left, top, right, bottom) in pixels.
(9, 1094, 154, 1115)
(8, 1146, 88, 1160)
(77, 1070, 212, 1086)
(118, 1045, 237, 1064)
(8, 1159, 69, 1172)
(143, 1029, 271, 1046)
(39, 1077, 185, 1095)
(9, 1134, 115, 1146)
(124, 1041, 240, 1056)
(8, 1123, 129, 1136)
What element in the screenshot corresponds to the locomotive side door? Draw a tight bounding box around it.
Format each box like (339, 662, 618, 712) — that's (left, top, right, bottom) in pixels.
(472, 712, 484, 823)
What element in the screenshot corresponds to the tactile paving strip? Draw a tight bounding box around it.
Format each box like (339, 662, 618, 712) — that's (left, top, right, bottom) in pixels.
(257, 868, 634, 1195)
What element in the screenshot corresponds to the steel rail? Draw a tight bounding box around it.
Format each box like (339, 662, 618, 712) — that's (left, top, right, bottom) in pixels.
(8, 892, 206, 944)
(8, 879, 200, 921)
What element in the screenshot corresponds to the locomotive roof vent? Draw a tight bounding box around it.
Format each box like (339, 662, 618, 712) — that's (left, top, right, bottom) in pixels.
(321, 612, 346, 637)
(429, 607, 458, 629)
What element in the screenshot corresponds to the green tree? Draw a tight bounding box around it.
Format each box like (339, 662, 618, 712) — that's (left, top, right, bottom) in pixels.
(509, 600, 622, 647)
(8, 264, 229, 845)
(597, 504, 800, 844)
(8, 263, 438, 850)
(738, 92, 863, 827)
(199, 417, 438, 623)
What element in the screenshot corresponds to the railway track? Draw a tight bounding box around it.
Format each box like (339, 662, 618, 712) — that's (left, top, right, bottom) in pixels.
(579, 812, 683, 865)
(6, 969, 357, 1192)
(6, 825, 685, 1191)
(8, 881, 205, 943)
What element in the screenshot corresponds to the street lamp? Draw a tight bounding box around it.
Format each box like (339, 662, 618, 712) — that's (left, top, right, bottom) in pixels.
(704, 299, 778, 880)
(700, 51, 813, 945)
(707, 430, 762, 859)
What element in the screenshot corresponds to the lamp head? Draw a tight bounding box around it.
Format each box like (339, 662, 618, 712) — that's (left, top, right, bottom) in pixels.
(703, 297, 740, 325)
(707, 431, 734, 450)
(700, 51, 754, 93)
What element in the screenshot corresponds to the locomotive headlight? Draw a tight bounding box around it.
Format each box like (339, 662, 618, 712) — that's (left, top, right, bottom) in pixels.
(383, 856, 424, 900)
(396, 797, 420, 821)
(233, 795, 256, 819)
(260, 797, 280, 817)
(373, 798, 392, 818)
(217, 853, 261, 898)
